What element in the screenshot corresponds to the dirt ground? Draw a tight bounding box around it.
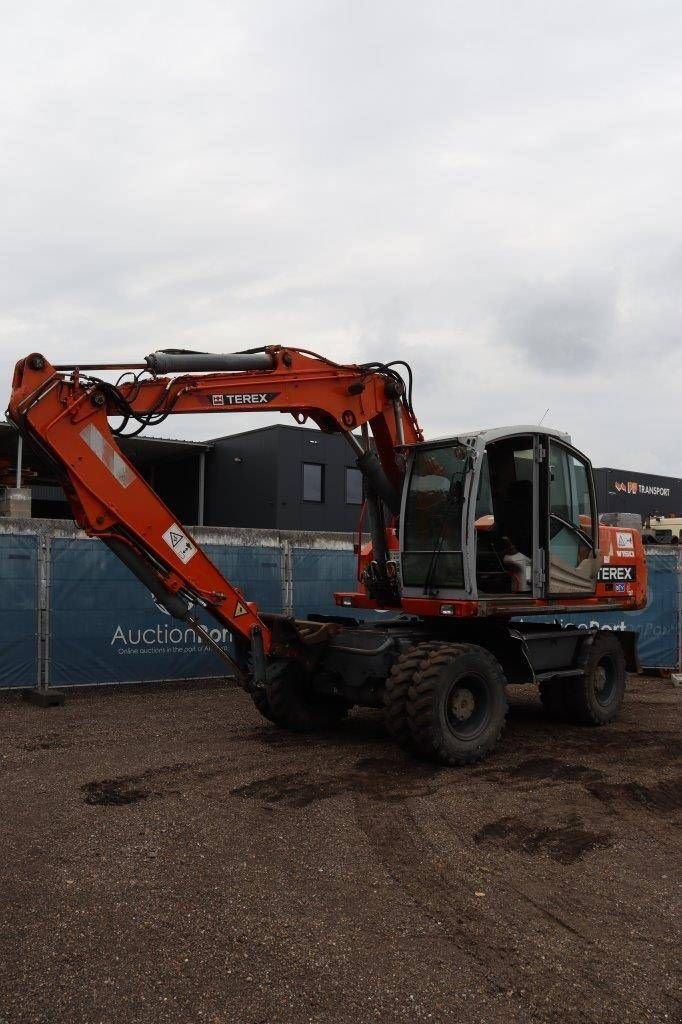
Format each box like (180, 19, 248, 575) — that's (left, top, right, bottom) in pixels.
(0, 676, 679, 1024)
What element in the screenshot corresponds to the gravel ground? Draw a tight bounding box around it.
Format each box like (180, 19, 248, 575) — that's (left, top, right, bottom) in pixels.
(0, 675, 680, 1024)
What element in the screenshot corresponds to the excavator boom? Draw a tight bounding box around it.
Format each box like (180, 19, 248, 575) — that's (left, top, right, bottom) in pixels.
(8, 347, 421, 670)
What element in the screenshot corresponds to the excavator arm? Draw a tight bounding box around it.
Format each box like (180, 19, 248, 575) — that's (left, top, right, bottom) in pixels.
(8, 347, 422, 678)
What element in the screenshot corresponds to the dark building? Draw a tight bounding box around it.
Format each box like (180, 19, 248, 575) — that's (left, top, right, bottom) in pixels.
(205, 425, 363, 532)
(593, 467, 682, 520)
(0, 422, 210, 524)
(0, 421, 363, 533)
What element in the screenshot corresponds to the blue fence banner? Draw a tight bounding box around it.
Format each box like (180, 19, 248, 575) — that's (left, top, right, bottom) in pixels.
(0, 533, 39, 688)
(519, 549, 679, 669)
(48, 538, 283, 686)
(205, 543, 282, 617)
(292, 547, 358, 619)
(2, 526, 679, 690)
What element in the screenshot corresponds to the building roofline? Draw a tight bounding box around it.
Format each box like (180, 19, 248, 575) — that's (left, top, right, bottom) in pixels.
(207, 423, 324, 443)
(121, 433, 213, 450)
(0, 420, 212, 451)
(594, 466, 681, 482)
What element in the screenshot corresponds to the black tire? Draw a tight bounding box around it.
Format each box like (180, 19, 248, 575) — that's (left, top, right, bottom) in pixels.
(384, 641, 445, 746)
(266, 664, 349, 733)
(246, 651, 287, 725)
(406, 643, 508, 766)
(538, 679, 568, 719)
(249, 686, 285, 725)
(563, 633, 626, 725)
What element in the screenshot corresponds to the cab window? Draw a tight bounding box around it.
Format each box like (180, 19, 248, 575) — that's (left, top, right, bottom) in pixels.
(548, 442, 596, 587)
(403, 445, 468, 590)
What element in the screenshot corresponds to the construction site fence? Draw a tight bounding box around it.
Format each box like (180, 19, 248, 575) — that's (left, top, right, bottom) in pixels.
(0, 520, 679, 690)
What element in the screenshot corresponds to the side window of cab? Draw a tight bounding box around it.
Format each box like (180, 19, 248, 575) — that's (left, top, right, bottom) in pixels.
(548, 441, 597, 593)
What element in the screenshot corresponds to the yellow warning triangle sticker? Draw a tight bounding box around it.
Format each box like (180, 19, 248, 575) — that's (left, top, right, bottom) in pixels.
(234, 601, 248, 618)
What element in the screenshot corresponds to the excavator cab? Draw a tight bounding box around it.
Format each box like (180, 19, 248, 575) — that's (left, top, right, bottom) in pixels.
(399, 426, 601, 604)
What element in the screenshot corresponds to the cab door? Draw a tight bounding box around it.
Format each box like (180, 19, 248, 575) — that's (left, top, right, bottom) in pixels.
(545, 439, 600, 595)
(400, 442, 472, 597)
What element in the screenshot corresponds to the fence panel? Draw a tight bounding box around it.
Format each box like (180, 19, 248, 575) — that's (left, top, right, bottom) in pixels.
(204, 543, 282, 616)
(292, 547, 358, 619)
(48, 538, 282, 686)
(4, 525, 678, 690)
(521, 548, 680, 669)
(0, 533, 39, 688)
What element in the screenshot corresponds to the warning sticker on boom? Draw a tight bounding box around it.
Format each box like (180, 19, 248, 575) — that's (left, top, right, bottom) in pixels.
(162, 523, 197, 564)
(80, 424, 135, 488)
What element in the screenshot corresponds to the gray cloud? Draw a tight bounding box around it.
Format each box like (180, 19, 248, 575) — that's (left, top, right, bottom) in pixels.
(500, 275, 617, 372)
(1, 1, 682, 474)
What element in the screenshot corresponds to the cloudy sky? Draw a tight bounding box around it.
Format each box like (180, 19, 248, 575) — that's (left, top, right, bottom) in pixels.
(2, 0, 682, 473)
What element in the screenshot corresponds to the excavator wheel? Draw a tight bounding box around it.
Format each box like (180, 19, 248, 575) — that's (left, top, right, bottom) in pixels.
(246, 653, 287, 725)
(384, 641, 446, 746)
(265, 663, 350, 733)
(562, 633, 627, 725)
(406, 643, 508, 766)
(249, 686, 286, 726)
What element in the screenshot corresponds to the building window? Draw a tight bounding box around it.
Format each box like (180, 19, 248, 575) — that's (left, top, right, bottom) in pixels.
(345, 466, 363, 505)
(302, 462, 324, 503)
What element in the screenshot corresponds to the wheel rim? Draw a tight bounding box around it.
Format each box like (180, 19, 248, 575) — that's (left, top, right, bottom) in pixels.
(444, 673, 491, 739)
(593, 656, 617, 707)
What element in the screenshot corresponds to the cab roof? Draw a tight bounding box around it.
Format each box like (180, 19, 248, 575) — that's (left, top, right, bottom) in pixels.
(409, 425, 572, 449)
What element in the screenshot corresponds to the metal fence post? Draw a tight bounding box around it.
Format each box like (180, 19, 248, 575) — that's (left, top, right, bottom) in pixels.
(280, 536, 294, 617)
(40, 532, 51, 690)
(35, 532, 48, 691)
(26, 529, 63, 706)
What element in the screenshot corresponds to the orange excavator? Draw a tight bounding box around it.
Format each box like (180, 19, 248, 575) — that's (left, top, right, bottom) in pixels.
(8, 347, 647, 764)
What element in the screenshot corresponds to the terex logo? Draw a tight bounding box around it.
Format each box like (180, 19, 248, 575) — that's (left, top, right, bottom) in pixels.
(598, 565, 636, 582)
(211, 392, 279, 406)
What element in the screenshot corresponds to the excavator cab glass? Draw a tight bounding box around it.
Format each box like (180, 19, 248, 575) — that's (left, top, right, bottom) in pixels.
(546, 440, 599, 594)
(402, 444, 469, 591)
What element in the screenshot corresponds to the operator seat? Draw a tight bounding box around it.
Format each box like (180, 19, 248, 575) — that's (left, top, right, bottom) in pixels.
(498, 479, 533, 592)
(499, 480, 533, 557)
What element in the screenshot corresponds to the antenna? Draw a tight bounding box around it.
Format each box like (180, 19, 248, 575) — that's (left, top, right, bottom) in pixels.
(538, 408, 550, 427)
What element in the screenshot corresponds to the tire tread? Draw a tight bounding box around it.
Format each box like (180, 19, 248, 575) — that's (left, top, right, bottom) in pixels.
(407, 643, 508, 766)
(384, 641, 446, 745)
(266, 667, 348, 733)
(563, 634, 626, 725)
